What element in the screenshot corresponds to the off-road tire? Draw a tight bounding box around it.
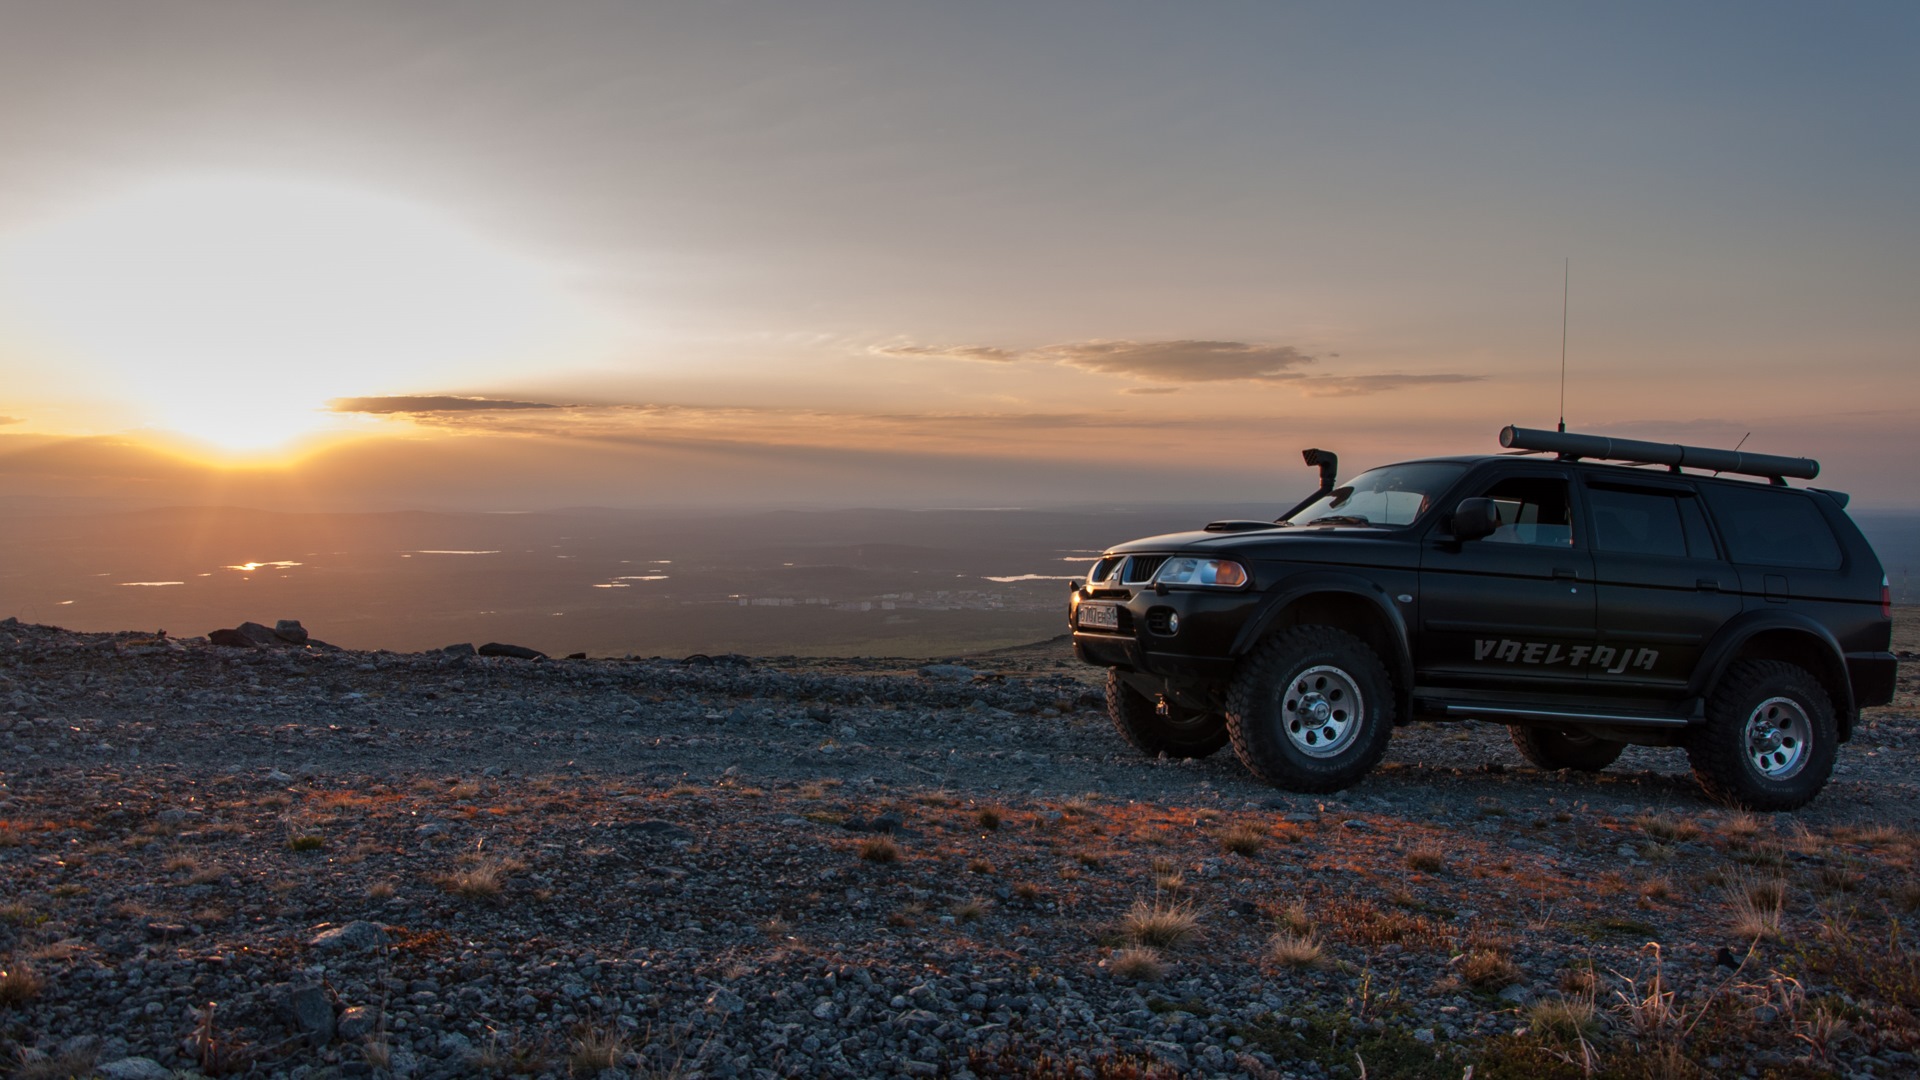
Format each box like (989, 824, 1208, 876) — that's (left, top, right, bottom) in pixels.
(1225, 626, 1395, 793)
(1105, 669, 1228, 759)
(1686, 659, 1837, 811)
(1509, 726, 1627, 772)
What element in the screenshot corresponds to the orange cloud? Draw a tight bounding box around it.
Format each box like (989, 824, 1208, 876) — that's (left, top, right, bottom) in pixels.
(874, 338, 1481, 394)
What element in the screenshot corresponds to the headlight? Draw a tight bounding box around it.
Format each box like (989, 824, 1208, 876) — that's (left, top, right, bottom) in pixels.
(1152, 557, 1249, 588)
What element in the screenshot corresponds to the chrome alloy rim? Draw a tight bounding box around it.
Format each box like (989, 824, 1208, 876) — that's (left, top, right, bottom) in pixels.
(1282, 665, 1363, 758)
(1744, 696, 1810, 780)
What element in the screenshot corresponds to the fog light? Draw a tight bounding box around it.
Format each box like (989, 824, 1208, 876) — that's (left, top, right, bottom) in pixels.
(1165, 612, 1180, 635)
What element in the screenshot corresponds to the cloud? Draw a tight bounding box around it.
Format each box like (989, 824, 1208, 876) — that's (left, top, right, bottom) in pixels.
(1295, 374, 1486, 397)
(1037, 340, 1315, 383)
(0, 416, 21, 426)
(876, 337, 1316, 382)
(871, 343, 1019, 363)
(329, 395, 565, 414)
(879, 337, 1480, 395)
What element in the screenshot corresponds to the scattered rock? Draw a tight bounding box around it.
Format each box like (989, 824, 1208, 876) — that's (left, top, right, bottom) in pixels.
(337, 1005, 382, 1040)
(441, 642, 477, 657)
(97, 1058, 172, 1080)
(309, 920, 390, 952)
(283, 982, 336, 1042)
(275, 619, 310, 644)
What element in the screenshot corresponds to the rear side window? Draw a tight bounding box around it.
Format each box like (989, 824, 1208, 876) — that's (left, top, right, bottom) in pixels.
(1588, 485, 1703, 558)
(1701, 486, 1843, 570)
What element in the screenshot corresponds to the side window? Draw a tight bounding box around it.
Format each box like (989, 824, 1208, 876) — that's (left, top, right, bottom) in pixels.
(1701, 485, 1844, 570)
(1676, 497, 1718, 559)
(1587, 485, 1696, 558)
(1478, 476, 1574, 547)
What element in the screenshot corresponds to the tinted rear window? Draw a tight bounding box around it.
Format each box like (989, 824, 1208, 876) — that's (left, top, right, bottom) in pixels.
(1701, 486, 1843, 570)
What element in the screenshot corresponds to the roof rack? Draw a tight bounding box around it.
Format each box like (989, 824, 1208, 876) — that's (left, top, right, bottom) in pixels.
(1499, 425, 1818, 484)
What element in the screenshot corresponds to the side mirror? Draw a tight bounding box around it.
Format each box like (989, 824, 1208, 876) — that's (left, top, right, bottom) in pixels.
(1452, 497, 1500, 541)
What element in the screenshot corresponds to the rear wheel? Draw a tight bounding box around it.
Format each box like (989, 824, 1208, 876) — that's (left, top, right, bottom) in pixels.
(1226, 626, 1394, 793)
(1686, 659, 1836, 811)
(1509, 726, 1626, 772)
(1105, 670, 1228, 759)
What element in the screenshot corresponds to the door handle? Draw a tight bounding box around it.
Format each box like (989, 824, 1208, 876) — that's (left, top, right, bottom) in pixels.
(1696, 578, 1721, 591)
(1552, 567, 1579, 580)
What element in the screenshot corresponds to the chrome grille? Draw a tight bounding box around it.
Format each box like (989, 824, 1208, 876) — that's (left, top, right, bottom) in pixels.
(1120, 555, 1168, 584)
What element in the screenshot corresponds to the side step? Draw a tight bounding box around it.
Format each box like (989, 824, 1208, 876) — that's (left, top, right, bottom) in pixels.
(1420, 701, 1695, 728)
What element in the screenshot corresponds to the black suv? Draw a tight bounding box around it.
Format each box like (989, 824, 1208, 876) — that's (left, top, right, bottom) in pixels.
(1070, 426, 1898, 810)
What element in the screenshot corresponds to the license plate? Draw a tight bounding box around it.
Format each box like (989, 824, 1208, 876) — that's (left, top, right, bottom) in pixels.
(1078, 603, 1120, 630)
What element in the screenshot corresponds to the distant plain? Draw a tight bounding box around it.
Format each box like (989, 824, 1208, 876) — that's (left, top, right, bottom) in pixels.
(4, 503, 1915, 659)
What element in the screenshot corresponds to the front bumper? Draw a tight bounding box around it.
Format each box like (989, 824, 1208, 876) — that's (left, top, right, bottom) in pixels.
(1069, 586, 1258, 682)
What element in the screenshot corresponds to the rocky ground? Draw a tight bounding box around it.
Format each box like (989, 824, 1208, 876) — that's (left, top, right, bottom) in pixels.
(1, 615, 1917, 1080)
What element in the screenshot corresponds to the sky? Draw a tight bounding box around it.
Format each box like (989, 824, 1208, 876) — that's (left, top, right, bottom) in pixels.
(0, 0, 1915, 510)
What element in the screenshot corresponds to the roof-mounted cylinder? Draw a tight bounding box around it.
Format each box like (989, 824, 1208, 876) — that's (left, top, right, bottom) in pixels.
(1500, 425, 1818, 482)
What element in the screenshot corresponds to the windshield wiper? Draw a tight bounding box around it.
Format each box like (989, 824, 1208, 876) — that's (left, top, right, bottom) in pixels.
(1305, 515, 1374, 527)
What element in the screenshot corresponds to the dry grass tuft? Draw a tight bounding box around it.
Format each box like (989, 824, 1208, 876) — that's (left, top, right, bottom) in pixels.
(367, 881, 396, 901)
(1122, 898, 1199, 949)
(0, 960, 45, 1006)
(1218, 824, 1267, 857)
(1269, 931, 1324, 968)
(1325, 897, 1451, 951)
(0, 903, 40, 927)
(1528, 994, 1599, 1042)
(1633, 812, 1702, 843)
(967, 857, 995, 875)
(569, 1020, 626, 1075)
(287, 833, 326, 852)
(1277, 901, 1313, 937)
(1460, 948, 1521, 989)
(1639, 875, 1675, 901)
(1405, 846, 1446, 873)
(1109, 947, 1164, 982)
(952, 896, 989, 923)
(1727, 871, 1787, 941)
(437, 855, 525, 901)
(1012, 882, 1043, 903)
(857, 835, 900, 863)
(1149, 858, 1184, 893)
(1558, 965, 1597, 997)
(975, 806, 1004, 830)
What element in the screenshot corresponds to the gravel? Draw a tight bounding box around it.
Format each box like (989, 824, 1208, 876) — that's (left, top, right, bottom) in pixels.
(2, 616, 1916, 1078)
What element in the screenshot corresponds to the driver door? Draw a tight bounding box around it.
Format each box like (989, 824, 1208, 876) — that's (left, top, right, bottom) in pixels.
(1416, 469, 1597, 691)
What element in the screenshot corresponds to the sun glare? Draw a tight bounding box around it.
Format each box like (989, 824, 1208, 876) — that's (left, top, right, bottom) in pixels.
(0, 175, 586, 453)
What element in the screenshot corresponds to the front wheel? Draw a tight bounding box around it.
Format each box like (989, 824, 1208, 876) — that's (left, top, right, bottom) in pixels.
(1510, 726, 1626, 772)
(1226, 626, 1395, 793)
(1685, 659, 1837, 811)
(1105, 670, 1228, 759)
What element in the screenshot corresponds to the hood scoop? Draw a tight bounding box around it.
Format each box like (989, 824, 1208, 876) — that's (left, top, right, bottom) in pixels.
(1204, 519, 1281, 533)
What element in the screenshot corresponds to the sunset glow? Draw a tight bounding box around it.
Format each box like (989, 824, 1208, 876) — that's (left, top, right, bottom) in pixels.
(0, 176, 584, 452)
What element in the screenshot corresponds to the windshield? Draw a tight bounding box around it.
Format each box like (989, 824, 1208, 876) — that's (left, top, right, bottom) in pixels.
(1285, 462, 1467, 528)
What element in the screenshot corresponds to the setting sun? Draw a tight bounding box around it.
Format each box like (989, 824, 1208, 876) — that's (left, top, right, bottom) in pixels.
(0, 175, 584, 452)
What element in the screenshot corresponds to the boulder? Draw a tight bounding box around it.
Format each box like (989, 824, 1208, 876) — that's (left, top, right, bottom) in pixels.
(273, 619, 310, 644)
(440, 643, 477, 657)
(478, 642, 546, 660)
(207, 628, 256, 648)
(234, 621, 283, 646)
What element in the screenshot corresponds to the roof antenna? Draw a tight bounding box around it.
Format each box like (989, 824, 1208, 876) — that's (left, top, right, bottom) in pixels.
(1557, 258, 1569, 433)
